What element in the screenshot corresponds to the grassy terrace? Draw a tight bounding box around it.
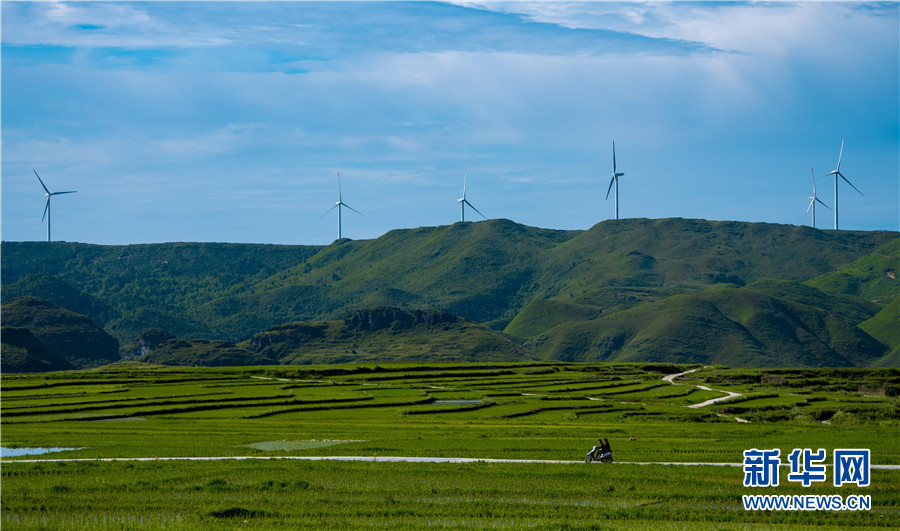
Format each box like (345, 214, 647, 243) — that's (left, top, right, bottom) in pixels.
(2, 362, 898, 529)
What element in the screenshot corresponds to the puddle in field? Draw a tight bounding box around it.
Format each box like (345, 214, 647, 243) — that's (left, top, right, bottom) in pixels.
(1, 447, 82, 457)
(239, 440, 363, 451)
(431, 400, 482, 405)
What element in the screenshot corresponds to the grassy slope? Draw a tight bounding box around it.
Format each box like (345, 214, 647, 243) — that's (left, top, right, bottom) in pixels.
(860, 296, 900, 344)
(504, 299, 604, 339)
(532, 218, 894, 295)
(2, 219, 896, 367)
(0, 297, 120, 369)
(1, 241, 322, 343)
(238, 311, 533, 365)
(859, 297, 900, 367)
(805, 237, 899, 302)
(0, 326, 75, 373)
(184, 220, 575, 340)
(503, 219, 895, 340)
(527, 288, 887, 367)
(746, 279, 880, 324)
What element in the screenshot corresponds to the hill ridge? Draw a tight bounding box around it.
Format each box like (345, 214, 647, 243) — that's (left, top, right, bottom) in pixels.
(2, 217, 896, 368)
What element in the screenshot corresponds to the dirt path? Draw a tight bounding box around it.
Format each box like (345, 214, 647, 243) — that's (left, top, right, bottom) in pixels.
(663, 367, 749, 422)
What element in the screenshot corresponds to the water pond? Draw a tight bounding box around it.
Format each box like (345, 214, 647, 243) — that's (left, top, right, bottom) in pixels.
(1, 447, 81, 457)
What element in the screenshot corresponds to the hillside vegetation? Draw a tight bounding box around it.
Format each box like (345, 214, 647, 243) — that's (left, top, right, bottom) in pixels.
(239, 307, 533, 365)
(0, 296, 118, 371)
(2, 218, 896, 368)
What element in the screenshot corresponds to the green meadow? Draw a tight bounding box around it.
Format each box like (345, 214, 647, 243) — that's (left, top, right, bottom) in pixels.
(2, 362, 898, 528)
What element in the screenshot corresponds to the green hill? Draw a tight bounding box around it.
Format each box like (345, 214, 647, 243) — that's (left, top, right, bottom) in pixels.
(504, 299, 605, 339)
(859, 297, 900, 351)
(239, 307, 534, 365)
(138, 339, 270, 367)
(209, 220, 574, 332)
(869, 347, 900, 368)
(0, 326, 75, 373)
(527, 288, 887, 367)
(745, 279, 880, 325)
(1, 296, 119, 369)
(1, 219, 896, 369)
(2, 274, 115, 326)
(1, 241, 322, 343)
(806, 238, 899, 303)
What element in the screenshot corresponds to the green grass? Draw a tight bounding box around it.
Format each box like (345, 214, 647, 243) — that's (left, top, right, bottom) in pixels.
(2, 460, 897, 529)
(2, 362, 898, 529)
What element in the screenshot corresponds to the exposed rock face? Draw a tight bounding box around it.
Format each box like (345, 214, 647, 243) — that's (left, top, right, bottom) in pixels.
(343, 307, 458, 332)
(248, 322, 327, 349)
(124, 328, 176, 358)
(1, 296, 120, 369)
(139, 338, 274, 367)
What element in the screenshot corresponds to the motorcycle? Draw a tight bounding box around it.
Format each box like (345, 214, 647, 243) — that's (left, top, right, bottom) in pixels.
(584, 446, 613, 463)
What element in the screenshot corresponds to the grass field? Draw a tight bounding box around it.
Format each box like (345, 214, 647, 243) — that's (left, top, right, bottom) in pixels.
(2, 362, 898, 528)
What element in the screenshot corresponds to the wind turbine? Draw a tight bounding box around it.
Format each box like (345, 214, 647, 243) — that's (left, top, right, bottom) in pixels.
(34, 170, 77, 242)
(805, 167, 830, 229)
(322, 172, 362, 240)
(456, 168, 485, 222)
(605, 141, 625, 219)
(823, 136, 863, 230)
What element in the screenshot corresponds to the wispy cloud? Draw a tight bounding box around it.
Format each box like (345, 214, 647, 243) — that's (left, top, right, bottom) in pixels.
(2, 2, 896, 244)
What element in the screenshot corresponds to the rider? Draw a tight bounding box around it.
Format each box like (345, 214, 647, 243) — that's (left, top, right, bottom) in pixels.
(591, 438, 604, 459)
(601, 438, 611, 459)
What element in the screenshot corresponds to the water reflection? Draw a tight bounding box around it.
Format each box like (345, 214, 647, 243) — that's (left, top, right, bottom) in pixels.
(1, 447, 80, 457)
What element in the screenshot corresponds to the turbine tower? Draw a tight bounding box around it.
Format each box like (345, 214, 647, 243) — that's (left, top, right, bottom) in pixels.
(34, 170, 76, 242)
(823, 136, 863, 230)
(322, 172, 362, 240)
(456, 168, 485, 222)
(805, 167, 830, 229)
(605, 141, 625, 219)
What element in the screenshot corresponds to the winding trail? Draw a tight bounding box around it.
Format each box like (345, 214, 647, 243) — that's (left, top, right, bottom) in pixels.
(663, 367, 749, 422)
(2, 454, 897, 469)
(687, 385, 743, 409)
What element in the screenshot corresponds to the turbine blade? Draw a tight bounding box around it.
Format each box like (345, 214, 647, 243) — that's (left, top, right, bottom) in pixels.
(836, 136, 844, 172)
(34, 170, 51, 194)
(463, 168, 467, 198)
(338, 172, 342, 201)
(612, 141, 617, 173)
(321, 204, 339, 218)
(53, 191, 77, 195)
(605, 177, 615, 200)
(811, 168, 816, 194)
(816, 198, 832, 211)
(465, 200, 486, 219)
(343, 203, 364, 216)
(806, 198, 815, 214)
(840, 173, 864, 197)
(42, 198, 50, 222)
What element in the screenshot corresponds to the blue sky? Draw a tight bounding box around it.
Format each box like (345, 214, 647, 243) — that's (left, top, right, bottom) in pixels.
(2, 1, 898, 245)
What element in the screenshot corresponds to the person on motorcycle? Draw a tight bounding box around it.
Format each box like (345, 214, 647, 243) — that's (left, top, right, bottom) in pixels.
(586, 437, 613, 462)
(601, 438, 611, 459)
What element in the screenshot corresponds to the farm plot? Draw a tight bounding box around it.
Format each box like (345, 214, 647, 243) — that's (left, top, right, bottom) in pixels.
(2, 459, 898, 529)
(2, 362, 899, 528)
